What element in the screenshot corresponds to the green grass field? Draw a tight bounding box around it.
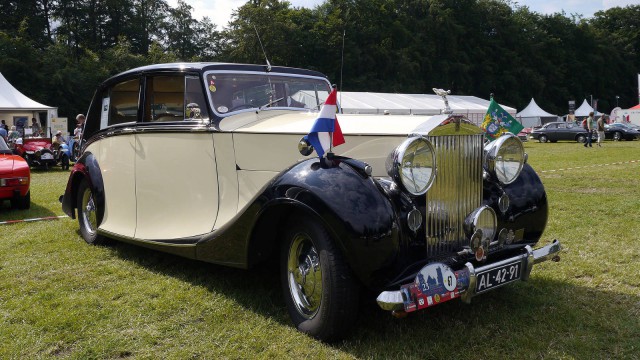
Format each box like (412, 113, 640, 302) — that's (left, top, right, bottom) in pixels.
(1, 140, 639, 359)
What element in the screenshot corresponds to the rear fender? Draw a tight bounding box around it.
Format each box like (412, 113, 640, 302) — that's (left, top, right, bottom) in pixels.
(61, 152, 104, 223)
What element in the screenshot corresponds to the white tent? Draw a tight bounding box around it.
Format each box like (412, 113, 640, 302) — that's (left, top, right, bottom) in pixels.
(0, 72, 57, 135)
(312, 92, 516, 126)
(516, 98, 559, 127)
(573, 99, 602, 117)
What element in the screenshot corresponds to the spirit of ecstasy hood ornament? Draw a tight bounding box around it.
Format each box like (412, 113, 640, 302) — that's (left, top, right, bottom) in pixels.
(432, 88, 453, 115)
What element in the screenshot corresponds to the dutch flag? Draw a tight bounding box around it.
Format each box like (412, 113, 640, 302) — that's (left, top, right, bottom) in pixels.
(305, 88, 345, 158)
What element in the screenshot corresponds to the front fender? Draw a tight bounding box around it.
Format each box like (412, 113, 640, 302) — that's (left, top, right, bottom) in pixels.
(483, 163, 548, 245)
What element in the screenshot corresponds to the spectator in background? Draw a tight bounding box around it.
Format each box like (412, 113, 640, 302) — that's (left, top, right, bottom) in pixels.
(76, 113, 85, 126)
(0, 123, 7, 142)
(1, 120, 8, 132)
(584, 112, 595, 148)
(596, 115, 606, 147)
(8, 126, 20, 143)
(31, 118, 41, 136)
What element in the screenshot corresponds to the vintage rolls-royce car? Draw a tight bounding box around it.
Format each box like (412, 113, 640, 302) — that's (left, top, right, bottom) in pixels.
(61, 63, 561, 341)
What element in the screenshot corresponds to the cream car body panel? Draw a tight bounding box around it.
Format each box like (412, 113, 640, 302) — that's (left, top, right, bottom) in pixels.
(237, 170, 278, 211)
(231, 113, 435, 177)
(94, 137, 136, 238)
(134, 133, 218, 239)
(212, 133, 239, 230)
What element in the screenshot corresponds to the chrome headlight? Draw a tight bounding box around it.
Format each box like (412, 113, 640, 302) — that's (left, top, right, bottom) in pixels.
(464, 206, 497, 242)
(484, 133, 525, 185)
(386, 136, 436, 196)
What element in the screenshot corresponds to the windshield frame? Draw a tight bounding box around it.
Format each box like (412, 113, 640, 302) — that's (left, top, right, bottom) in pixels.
(202, 70, 332, 118)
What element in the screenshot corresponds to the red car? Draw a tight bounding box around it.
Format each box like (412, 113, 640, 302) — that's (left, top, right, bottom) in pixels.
(0, 136, 30, 209)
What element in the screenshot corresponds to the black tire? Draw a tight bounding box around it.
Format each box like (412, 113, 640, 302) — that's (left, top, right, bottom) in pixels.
(10, 191, 30, 210)
(576, 134, 586, 143)
(77, 179, 107, 245)
(613, 131, 622, 141)
(539, 135, 548, 143)
(280, 216, 359, 341)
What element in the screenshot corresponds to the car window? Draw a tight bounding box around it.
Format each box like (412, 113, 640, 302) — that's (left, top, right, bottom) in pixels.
(557, 123, 566, 129)
(107, 79, 140, 126)
(144, 75, 210, 122)
(145, 75, 184, 122)
(185, 76, 210, 121)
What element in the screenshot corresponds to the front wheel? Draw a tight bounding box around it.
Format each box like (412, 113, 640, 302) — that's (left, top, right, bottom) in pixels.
(77, 179, 108, 245)
(576, 134, 586, 143)
(539, 135, 548, 143)
(281, 216, 359, 341)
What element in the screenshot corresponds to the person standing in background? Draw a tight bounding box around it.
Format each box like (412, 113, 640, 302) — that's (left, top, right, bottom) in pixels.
(584, 112, 595, 148)
(30, 118, 42, 136)
(596, 115, 606, 147)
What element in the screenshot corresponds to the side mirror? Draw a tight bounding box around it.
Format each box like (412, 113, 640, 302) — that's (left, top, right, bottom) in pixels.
(298, 137, 314, 156)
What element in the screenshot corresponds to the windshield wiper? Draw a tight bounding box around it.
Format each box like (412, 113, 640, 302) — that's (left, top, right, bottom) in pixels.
(258, 97, 284, 111)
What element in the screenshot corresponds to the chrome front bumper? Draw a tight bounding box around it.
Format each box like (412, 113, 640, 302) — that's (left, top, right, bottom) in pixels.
(376, 239, 561, 312)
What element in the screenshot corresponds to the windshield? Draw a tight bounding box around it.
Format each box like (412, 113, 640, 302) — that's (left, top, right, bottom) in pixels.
(204, 72, 331, 116)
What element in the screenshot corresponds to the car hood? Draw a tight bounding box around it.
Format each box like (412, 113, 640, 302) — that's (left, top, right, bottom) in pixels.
(225, 111, 467, 176)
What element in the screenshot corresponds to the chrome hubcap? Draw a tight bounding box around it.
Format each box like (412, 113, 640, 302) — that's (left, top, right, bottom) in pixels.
(287, 234, 322, 319)
(81, 188, 97, 236)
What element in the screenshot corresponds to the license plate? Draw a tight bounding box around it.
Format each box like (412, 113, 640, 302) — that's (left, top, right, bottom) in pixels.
(41, 153, 54, 160)
(475, 261, 522, 294)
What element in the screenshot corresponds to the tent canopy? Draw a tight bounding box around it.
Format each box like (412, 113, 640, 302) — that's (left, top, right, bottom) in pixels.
(574, 99, 602, 117)
(0, 73, 54, 111)
(294, 91, 516, 125)
(516, 98, 558, 127)
(335, 92, 515, 116)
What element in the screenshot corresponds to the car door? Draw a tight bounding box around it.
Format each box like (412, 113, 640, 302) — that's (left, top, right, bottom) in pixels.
(133, 74, 219, 241)
(544, 123, 558, 141)
(555, 123, 570, 141)
(89, 78, 139, 238)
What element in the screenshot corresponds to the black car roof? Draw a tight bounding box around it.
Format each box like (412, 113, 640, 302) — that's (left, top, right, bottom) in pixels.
(104, 62, 329, 86)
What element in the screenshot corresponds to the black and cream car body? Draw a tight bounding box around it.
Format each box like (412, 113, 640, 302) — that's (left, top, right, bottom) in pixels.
(61, 63, 561, 341)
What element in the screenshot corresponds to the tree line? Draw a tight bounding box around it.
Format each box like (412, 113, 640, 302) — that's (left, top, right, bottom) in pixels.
(1, 0, 639, 118)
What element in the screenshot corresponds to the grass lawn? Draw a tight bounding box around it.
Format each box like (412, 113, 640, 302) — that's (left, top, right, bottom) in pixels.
(1, 139, 639, 359)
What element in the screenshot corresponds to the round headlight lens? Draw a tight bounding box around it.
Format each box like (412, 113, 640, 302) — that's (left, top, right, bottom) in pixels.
(387, 137, 436, 196)
(474, 206, 497, 242)
(485, 133, 525, 185)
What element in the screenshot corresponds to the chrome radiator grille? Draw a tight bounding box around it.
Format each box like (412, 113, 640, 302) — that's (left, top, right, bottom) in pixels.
(425, 134, 484, 256)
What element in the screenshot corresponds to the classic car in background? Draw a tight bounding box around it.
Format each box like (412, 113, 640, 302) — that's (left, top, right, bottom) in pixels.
(529, 121, 594, 143)
(14, 136, 71, 170)
(0, 136, 30, 209)
(60, 63, 561, 341)
(604, 122, 640, 141)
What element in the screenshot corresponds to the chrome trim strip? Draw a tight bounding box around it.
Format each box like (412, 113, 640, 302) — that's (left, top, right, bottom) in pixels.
(376, 239, 562, 311)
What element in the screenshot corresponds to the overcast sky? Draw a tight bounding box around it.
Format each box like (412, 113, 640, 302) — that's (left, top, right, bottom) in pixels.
(168, 0, 640, 31)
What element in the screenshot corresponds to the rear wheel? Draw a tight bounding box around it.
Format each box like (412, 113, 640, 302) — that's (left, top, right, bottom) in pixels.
(576, 134, 586, 143)
(539, 135, 548, 143)
(77, 179, 107, 245)
(10, 191, 30, 210)
(613, 131, 622, 141)
(281, 216, 359, 341)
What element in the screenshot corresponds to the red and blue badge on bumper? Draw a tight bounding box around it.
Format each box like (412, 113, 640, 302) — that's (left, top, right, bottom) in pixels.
(400, 263, 470, 312)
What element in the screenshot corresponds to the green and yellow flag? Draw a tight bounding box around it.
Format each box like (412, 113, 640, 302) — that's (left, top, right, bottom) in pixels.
(481, 98, 524, 140)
